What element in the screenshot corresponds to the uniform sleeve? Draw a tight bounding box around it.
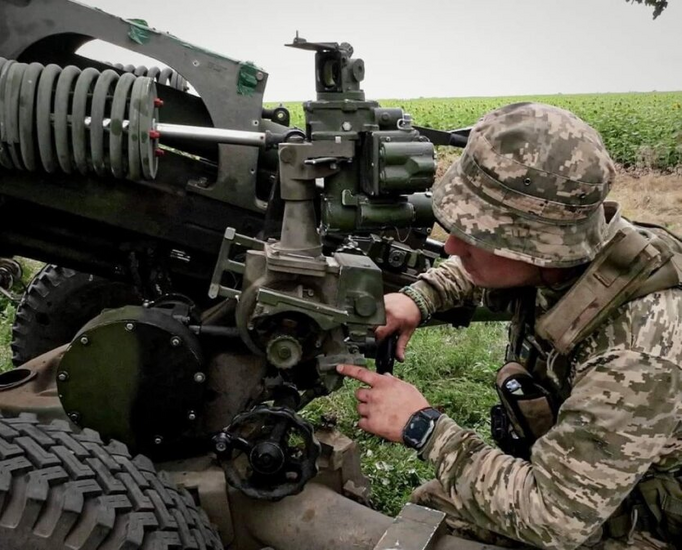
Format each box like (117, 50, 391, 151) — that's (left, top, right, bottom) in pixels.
(420, 350, 681, 550)
(409, 256, 482, 314)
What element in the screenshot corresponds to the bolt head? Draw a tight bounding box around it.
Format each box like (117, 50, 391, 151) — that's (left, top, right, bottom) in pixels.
(215, 441, 227, 452)
(57, 371, 69, 382)
(256, 71, 264, 81)
(188, 411, 197, 421)
(280, 147, 295, 165)
(80, 335, 89, 345)
(125, 323, 135, 332)
(154, 436, 163, 445)
(171, 336, 181, 347)
(341, 122, 352, 131)
(194, 372, 206, 383)
(68, 412, 81, 423)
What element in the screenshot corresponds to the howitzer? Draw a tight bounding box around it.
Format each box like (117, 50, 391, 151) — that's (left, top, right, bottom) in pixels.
(0, 1, 502, 549)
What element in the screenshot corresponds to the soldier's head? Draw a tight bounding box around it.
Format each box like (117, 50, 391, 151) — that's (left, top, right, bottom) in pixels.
(434, 102, 616, 288)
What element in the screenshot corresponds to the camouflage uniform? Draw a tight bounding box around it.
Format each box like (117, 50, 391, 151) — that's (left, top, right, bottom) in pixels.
(404, 103, 682, 550)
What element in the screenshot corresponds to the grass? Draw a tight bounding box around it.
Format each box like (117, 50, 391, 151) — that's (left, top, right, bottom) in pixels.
(0, 259, 42, 372)
(0, 302, 15, 371)
(302, 322, 507, 515)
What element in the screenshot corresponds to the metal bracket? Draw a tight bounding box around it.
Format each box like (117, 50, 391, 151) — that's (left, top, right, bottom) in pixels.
(256, 288, 350, 330)
(373, 503, 447, 550)
(209, 227, 264, 299)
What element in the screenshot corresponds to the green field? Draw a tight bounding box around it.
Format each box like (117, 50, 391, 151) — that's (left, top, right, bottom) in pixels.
(277, 91, 682, 169)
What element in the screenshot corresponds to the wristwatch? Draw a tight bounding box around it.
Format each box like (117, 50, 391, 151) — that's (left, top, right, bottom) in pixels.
(402, 407, 442, 451)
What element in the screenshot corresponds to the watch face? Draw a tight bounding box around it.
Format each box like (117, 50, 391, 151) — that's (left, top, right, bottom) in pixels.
(404, 412, 434, 448)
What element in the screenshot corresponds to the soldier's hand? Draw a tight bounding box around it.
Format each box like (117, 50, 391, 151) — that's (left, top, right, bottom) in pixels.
(336, 364, 430, 443)
(375, 293, 421, 362)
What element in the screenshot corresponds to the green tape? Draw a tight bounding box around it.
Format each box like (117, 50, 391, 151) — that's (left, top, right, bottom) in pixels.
(238, 62, 260, 96)
(127, 19, 151, 45)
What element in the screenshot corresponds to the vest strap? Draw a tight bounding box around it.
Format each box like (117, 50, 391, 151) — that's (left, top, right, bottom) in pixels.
(536, 227, 674, 355)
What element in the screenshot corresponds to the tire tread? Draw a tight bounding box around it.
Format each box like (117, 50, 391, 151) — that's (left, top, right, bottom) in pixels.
(0, 417, 221, 549)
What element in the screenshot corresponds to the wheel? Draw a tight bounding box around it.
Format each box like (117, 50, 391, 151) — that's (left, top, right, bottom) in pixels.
(0, 413, 223, 549)
(11, 265, 141, 366)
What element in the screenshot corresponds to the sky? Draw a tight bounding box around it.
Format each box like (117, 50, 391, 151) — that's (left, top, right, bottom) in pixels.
(78, 0, 682, 102)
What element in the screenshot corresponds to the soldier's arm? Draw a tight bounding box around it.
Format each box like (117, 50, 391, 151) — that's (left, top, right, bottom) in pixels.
(409, 256, 482, 314)
(420, 350, 681, 550)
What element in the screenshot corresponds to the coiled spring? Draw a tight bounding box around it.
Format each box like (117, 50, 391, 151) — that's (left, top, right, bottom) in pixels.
(111, 63, 189, 92)
(0, 58, 160, 181)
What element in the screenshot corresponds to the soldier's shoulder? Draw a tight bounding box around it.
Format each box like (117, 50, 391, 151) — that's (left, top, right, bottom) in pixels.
(627, 286, 682, 361)
(576, 286, 682, 368)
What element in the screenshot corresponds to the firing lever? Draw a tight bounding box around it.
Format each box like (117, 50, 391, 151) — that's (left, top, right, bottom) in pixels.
(375, 333, 398, 375)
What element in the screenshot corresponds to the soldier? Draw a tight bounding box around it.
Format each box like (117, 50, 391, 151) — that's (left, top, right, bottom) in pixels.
(338, 102, 682, 549)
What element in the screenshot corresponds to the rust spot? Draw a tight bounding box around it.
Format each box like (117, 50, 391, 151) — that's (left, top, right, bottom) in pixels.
(302, 508, 315, 522)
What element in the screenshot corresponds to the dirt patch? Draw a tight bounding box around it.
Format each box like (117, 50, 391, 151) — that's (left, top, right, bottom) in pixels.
(610, 167, 682, 234)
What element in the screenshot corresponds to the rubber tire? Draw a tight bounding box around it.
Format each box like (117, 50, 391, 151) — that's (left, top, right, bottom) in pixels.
(11, 265, 142, 366)
(0, 413, 223, 549)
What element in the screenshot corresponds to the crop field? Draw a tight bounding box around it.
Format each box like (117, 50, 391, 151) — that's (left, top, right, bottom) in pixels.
(280, 91, 682, 170)
(1, 91, 680, 516)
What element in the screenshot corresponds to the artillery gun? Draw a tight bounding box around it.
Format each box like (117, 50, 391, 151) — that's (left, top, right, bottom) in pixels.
(0, 1, 494, 549)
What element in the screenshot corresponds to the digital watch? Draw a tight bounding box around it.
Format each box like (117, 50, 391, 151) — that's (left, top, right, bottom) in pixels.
(402, 407, 442, 451)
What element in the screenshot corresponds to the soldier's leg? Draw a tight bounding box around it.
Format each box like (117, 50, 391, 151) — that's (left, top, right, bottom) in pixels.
(410, 480, 522, 548)
(411, 481, 672, 550)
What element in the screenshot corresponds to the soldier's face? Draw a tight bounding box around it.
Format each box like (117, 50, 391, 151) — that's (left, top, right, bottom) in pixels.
(444, 234, 540, 288)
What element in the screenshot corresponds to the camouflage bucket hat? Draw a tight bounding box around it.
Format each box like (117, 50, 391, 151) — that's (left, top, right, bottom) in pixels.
(432, 102, 616, 268)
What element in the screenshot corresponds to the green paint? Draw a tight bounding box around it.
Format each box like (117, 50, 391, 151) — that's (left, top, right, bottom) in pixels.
(127, 19, 151, 45)
(238, 62, 260, 96)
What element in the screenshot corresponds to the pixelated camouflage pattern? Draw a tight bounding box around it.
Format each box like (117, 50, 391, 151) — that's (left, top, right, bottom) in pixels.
(432, 102, 616, 268)
(411, 256, 482, 315)
(410, 480, 671, 549)
(408, 217, 682, 549)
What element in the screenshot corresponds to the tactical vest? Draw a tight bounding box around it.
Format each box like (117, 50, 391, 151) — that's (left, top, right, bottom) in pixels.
(490, 207, 682, 544)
